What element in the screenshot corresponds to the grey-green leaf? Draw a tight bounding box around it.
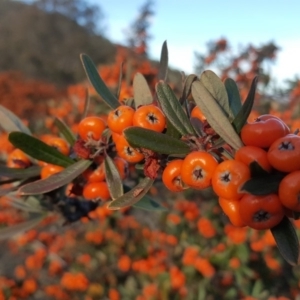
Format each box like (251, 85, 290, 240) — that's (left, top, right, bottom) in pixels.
(80, 53, 120, 109)
(192, 80, 243, 150)
(200, 70, 233, 120)
(271, 216, 299, 266)
(0, 165, 41, 179)
(9, 132, 74, 168)
(124, 127, 190, 155)
(133, 195, 167, 211)
(108, 177, 154, 209)
(224, 78, 242, 117)
(0, 105, 32, 135)
(158, 41, 168, 81)
(156, 81, 195, 136)
(0, 214, 45, 241)
(180, 74, 198, 104)
(54, 118, 76, 146)
(19, 160, 92, 195)
(104, 155, 123, 200)
(133, 73, 153, 109)
(232, 76, 258, 134)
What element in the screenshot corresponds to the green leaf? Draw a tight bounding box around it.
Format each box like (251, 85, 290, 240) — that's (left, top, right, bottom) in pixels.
(108, 177, 154, 210)
(271, 216, 299, 266)
(9, 132, 74, 168)
(123, 185, 167, 211)
(241, 172, 285, 195)
(158, 41, 168, 81)
(249, 161, 270, 177)
(165, 119, 182, 138)
(0, 165, 41, 179)
(19, 160, 92, 195)
(0, 182, 24, 197)
(82, 88, 90, 119)
(0, 214, 45, 241)
(133, 73, 153, 109)
(232, 76, 258, 133)
(192, 80, 243, 150)
(0, 105, 32, 135)
(224, 78, 242, 117)
(80, 53, 120, 109)
(200, 70, 233, 120)
(6, 195, 44, 213)
(104, 155, 123, 200)
(124, 127, 190, 155)
(156, 81, 195, 136)
(180, 74, 198, 104)
(133, 195, 167, 211)
(54, 118, 76, 146)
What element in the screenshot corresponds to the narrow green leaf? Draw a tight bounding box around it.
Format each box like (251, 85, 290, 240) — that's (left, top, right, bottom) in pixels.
(249, 161, 270, 177)
(6, 195, 44, 213)
(9, 132, 74, 168)
(224, 78, 242, 117)
(54, 118, 76, 146)
(271, 216, 299, 266)
(104, 155, 123, 200)
(0, 165, 41, 179)
(192, 80, 243, 150)
(82, 88, 90, 119)
(19, 160, 92, 195)
(158, 41, 168, 81)
(80, 53, 120, 109)
(200, 70, 233, 120)
(0, 105, 32, 135)
(108, 177, 154, 209)
(0, 183, 21, 197)
(133, 195, 167, 211)
(133, 73, 153, 109)
(124, 127, 190, 155)
(0, 214, 45, 241)
(123, 185, 167, 211)
(241, 172, 285, 195)
(232, 76, 258, 133)
(165, 119, 181, 138)
(123, 185, 168, 211)
(180, 74, 198, 104)
(156, 82, 195, 136)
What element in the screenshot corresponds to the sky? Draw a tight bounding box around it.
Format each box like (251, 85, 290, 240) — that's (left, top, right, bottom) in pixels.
(96, 0, 300, 87)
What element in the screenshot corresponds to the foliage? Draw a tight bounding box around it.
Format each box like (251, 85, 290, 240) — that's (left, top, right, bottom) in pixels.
(1, 18, 300, 299)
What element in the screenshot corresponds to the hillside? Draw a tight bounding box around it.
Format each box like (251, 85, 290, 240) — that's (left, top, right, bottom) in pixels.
(0, 0, 116, 86)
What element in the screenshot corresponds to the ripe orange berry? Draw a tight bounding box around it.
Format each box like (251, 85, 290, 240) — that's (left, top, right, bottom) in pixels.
(267, 134, 300, 173)
(107, 105, 135, 134)
(235, 145, 272, 173)
(239, 193, 284, 230)
(181, 151, 218, 190)
(278, 171, 300, 212)
(190, 106, 206, 122)
(240, 114, 289, 148)
(83, 181, 110, 201)
(133, 105, 166, 132)
(46, 136, 70, 156)
(115, 135, 144, 163)
(162, 159, 184, 192)
(78, 116, 106, 141)
(212, 160, 250, 200)
(7, 148, 31, 168)
(218, 197, 246, 227)
(40, 164, 64, 179)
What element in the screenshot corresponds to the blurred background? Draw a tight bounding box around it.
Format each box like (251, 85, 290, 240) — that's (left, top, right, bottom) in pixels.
(1, 0, 300, 299)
